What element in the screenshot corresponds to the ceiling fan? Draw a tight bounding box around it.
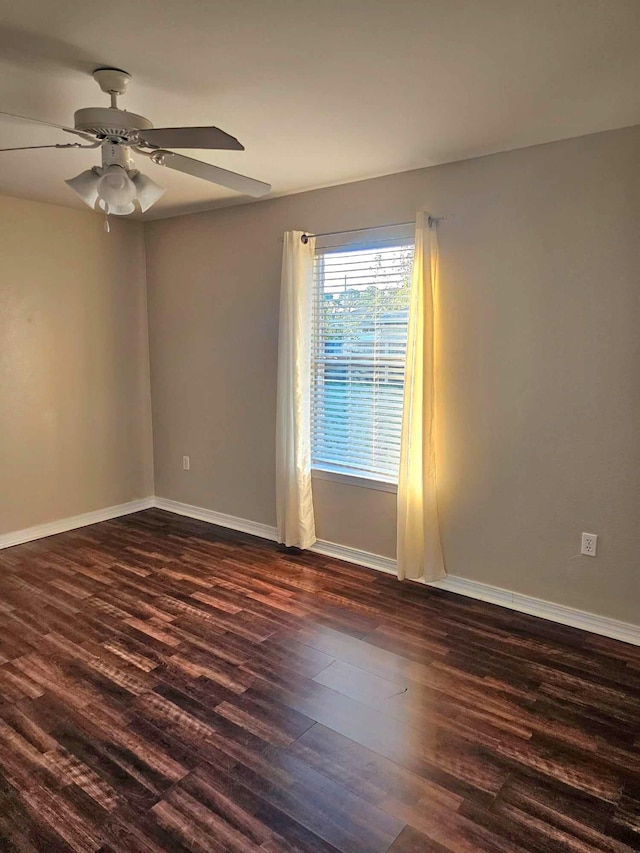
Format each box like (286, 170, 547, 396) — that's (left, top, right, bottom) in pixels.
(0, 67, 271, 221)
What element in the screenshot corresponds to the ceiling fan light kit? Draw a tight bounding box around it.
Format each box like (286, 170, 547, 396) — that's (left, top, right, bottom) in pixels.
(0, 67, 271, 224)
(66, 143, 166, 218)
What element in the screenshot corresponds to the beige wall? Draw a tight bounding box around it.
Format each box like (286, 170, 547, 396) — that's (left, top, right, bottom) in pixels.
(0, 195, 153, 533)
(146, 125, 640, 625)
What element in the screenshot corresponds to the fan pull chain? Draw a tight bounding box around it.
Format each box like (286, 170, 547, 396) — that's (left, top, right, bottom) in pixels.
(104, 211, 110, 233)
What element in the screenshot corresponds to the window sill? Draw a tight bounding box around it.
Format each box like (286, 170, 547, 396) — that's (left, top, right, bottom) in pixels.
(311, 467, 398, 494)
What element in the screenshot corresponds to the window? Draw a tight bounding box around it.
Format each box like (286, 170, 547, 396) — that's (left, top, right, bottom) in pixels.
(311, 233, 414, 484)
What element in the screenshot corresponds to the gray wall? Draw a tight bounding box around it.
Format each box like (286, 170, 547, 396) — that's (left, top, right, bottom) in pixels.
(0, 196, 154, 533)
(145, 125, 640, 625)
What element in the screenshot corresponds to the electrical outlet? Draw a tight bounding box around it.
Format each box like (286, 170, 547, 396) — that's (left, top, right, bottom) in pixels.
(182, 455, 190, 471)
(581, 532, 597, 557)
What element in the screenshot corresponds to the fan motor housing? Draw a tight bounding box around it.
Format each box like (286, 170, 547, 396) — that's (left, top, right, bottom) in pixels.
(74, 107, 153, 143)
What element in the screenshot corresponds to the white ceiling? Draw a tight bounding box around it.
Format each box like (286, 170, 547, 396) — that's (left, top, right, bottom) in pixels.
(1, 0, 639, 220)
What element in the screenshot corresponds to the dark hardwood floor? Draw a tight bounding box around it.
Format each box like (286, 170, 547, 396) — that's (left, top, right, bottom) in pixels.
(0, 509, 638, 852)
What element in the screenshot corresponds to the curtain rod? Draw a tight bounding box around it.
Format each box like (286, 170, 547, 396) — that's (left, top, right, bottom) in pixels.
(300, 216, 444, 244)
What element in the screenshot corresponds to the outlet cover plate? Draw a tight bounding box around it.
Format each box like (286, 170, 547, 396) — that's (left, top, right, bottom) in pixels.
(581, 532, 597, 557)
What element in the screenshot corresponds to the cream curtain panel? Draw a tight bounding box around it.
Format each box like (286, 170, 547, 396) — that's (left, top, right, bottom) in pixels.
(397, 212, 446, 581)
(275, 231, 317, 549)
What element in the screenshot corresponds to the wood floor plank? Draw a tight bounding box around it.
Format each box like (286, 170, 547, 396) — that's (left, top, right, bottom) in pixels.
(0, 507, 638, 851)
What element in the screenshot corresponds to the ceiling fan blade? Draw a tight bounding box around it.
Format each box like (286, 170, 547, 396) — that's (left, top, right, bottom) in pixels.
(0, 111, 93, 141)
(154, 151, 270, 197)
(139, 126, 244, 151)
(0, 141, 100, 153)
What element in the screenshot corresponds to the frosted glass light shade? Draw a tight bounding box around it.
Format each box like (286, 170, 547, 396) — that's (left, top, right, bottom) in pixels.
(97, 199, 136, 216)
(131, 172, 166, 212)
(65, 169, 100, 209)
(97, 165, 137, 208)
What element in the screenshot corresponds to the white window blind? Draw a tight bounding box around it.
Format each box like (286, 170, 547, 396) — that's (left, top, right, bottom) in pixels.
(311, 233, 414, 483)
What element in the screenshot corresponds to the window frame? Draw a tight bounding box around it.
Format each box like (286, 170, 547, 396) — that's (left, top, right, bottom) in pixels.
(311, 466, 398, 494)
(310, 228, 414, 491)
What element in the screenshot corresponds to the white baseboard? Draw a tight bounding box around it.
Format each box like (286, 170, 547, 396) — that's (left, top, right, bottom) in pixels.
(311, 540, 397, 575)
(153, 497, 279, 543)
(427, 575, 640, 646)
(3, 495, 638, 647)
(152, 497, 640, 647)
(153, 497, 398, 574)
(0, 497, 155, 550)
